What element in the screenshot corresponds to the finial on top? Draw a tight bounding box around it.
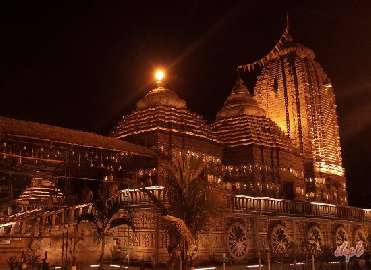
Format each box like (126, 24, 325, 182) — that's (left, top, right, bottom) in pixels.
(235, 68, 243, 82)
(284, 12, 293, 42)
(136, 68, 187, 110)
(232, 69, 249, 94)
(154, 69, 166, 86)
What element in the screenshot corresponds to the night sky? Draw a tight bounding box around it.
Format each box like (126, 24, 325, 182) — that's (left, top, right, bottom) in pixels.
(0, 1, 370, 207)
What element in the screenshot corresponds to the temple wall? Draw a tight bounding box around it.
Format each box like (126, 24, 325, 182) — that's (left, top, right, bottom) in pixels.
(195, 213, 370, 265)
(222, 145, 304, 199)
(156, 131, 223, 158)
(0, 208, 369, 268)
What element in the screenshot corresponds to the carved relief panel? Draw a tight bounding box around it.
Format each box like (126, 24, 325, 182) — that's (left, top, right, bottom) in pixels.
(270, 224, 291, 256)
(227, 222, 249, 260)
(306, 225, 323, 254)
(335, 226, 349, 247)
(354, 228, 368, 249)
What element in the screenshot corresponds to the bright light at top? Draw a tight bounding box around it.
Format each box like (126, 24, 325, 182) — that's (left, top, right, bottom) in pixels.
(154, 69, 165, 82)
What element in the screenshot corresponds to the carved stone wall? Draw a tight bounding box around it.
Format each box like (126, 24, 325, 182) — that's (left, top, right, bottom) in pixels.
(0, 209, 369, 267)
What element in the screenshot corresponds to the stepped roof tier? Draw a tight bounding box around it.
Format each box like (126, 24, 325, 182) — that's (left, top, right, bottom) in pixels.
(213, 77, 295, 151)
(17, 177, 63, 208)
(113, 84, 217, 143)
(216, 76, 265, 119)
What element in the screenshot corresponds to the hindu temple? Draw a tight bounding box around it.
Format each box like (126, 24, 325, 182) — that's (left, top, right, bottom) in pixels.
(0, 24, 369, 270)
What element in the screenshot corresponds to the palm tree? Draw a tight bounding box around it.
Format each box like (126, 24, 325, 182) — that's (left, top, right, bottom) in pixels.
(78, 182, 134, 265)
(144, 150, 220, 267)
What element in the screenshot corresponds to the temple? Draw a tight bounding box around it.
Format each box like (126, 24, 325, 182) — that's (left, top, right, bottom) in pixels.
(0, 26, 369, 270)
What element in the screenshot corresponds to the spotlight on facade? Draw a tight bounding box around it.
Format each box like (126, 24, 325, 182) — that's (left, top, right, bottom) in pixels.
(246, 265, 264, 268)
(144, 185, 165, 190)
(154, 69, 165, 83)
(109, 265, 121, 268)
(0, 222, 15, 228)
(90, 265, 100, 268)
(194, 267, 216, 270)
(290, 262, 305, 266)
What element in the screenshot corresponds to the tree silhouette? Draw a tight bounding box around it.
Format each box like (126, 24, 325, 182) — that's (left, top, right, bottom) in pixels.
(78, 182, 134, 265)
(143, 151, 221, 267)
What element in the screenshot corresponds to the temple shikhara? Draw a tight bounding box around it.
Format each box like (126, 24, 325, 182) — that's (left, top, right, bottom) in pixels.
(0, 24, 369, 270)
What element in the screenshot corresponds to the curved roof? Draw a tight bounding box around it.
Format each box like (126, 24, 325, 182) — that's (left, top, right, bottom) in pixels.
(136, 86, 187, 110)
(216, 77, 265, 119)
(213, 114, 295, 150)
(213, 79, 295, 150)
(113, 85, 217, 143)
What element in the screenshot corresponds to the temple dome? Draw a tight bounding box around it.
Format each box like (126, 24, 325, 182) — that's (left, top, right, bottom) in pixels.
(112, 84, 216, 143)
(216, 77, 265, 119)
(213, 77, 295, 150)
(136, 85, 187, 110)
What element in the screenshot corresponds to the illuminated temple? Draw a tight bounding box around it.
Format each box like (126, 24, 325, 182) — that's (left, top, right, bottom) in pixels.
(0, 26, 370, 269)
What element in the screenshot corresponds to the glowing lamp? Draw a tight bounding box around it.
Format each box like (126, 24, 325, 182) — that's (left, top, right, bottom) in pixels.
(154, 69, 165, 82)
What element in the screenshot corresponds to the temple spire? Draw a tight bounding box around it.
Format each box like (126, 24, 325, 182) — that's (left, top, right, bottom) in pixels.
(238, 14, 295, 72)
(232, 69, 249, 94)
(284, 12, 293, 42)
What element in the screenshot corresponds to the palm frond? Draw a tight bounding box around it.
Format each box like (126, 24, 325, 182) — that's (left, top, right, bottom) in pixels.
(77, 213, 97, 224)
(109, 217, 134, 230)
(161, 215, 194, 244)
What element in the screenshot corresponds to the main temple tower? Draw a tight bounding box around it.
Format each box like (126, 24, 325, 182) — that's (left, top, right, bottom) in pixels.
(241, 26, 347, 204)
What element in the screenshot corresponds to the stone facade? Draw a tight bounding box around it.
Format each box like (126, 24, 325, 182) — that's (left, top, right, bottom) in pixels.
(253, 33, 346, 205)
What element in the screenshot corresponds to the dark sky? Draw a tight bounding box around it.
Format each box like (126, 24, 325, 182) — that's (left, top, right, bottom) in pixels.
(0, 1, 370, 207)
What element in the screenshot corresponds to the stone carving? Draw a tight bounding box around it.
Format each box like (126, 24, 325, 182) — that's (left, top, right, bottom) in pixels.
(270, 224, 290, 256)
(335, 226, 348, 247)
(129, 232, 140, 247)
(198, 233, 224, 251)
(118, 231, 158, 248)
(159, 232, 168, 248)
(354, 228, 368, 249)
(227, 222, 248, 260)
(307, 225, 323, 254)
(142, 232, 153, 248)
(133, 212, 156, 228)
